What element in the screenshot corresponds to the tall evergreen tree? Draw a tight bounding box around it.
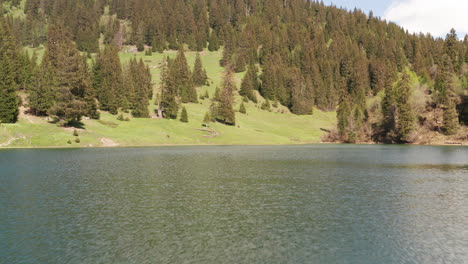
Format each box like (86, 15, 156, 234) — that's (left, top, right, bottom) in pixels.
(239, 63, 258, 103)
(93, 44, 124, 114)
(443, 98, 459, 135)
(74, 2, 100, 53)
(289, 67, 313, 115)
(394, 73, 415, 142)
(159, 57, 179, 119)
(211, 67, 236, 126)
(435, 56, 455, 106)
(173, 47, 198, 103)
(126, 58, 151, 118)
(30, 24, 95, 124)
(444, 29, 460, 72)
(192, 53, 208, 87)
(0, 18, 19, 123)
(381, 73, 397, 141)
(29, 62, 56, 116)
(260, 56, 280, 101)
(336, 92, 355, 143)
(208, 32, 220, 52)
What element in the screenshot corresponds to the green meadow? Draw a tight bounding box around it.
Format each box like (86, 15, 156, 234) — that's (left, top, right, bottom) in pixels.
(1, 48, 336, 148)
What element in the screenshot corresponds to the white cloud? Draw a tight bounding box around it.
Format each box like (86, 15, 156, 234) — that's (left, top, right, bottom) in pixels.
(384, 0, 468, 38)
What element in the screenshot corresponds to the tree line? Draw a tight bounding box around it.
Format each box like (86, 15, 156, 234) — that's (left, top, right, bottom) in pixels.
(1, 0, 467, 142)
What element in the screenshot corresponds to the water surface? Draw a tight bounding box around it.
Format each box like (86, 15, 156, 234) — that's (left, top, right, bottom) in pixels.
(1, 145, 467, 263)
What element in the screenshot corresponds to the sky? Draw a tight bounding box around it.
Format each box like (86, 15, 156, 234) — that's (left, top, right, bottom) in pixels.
(322, 0, 468, 38)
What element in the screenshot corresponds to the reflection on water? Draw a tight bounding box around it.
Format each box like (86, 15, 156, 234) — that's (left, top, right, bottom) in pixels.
(0, 145, 467, 263)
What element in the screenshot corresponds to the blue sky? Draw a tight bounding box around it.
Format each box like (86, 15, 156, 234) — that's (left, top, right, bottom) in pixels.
(321, 0, 468, 38)
(322, 0, 393, 17)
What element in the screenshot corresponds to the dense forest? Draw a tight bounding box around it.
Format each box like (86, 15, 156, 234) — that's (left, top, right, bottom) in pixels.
(0, 0, 467, 144)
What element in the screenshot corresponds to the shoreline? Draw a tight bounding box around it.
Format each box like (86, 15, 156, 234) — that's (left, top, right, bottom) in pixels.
(1, 141, 466, 150)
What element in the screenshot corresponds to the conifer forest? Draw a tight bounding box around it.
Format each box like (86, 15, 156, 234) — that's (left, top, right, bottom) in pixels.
(0, 0, 467, 146)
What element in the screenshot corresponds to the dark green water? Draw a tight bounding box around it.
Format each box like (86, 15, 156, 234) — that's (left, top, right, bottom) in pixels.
(1, 145, 467, 264)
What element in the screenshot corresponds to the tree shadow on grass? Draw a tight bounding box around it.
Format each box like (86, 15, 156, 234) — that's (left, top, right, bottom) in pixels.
(65, 120, 86, 129)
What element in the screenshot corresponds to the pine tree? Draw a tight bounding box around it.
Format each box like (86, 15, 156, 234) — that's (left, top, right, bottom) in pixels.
(31, 24, 94, 124)
(394, 73, 415, 142)
(16, 51, 33, 91)
(239, 63, 258, 103)
(435, 56, 455, 106)
(260, 56, 280, 101)
(159, 57, 179, 119)
(444, 29, 460, 72)
(151, 35, 165, 53)
(135, 22, 145, 52)
(93, 44, 124, 114)
(239, 102, 246, 114)
(0, 18, 20, 123)
(202, 111, 211, 124)
(220, 38, 234, 67)
(208, 32, 220, 52)
(173, 47, 198, 103)
(381, 74, 397, 141)
(336, 93, 353, 142)
(29, 62, 56, 116)
(289, 68, 313, 115)
(212, 67, 236, 126)
(74, 2, 100, 53)
(85, 94, 100, 119)
(128, 58, 151, 118)
(192, 53, 208, 86)
(180, 106, 188, 122)
(443, 98, 459, 135)
(234, 52, 247, 73)
(46, 54, 90, 123)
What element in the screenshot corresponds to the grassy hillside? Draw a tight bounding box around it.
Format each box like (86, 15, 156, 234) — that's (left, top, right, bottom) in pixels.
(0, 48, 336, 148)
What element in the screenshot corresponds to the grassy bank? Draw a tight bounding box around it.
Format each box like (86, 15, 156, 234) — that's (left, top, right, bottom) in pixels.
(1, 48, 336, 148)
(0, 109, 336, 148)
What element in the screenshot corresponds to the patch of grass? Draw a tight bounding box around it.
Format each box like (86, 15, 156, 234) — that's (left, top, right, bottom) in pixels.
(2, 0, 26, 18)
(97, 120, 119, 128)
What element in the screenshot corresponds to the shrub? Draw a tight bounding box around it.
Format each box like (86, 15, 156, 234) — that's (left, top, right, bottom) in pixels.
(203, 111, 211, 124)
(261, 99, 271, 111)
(272, 100, 279, 108)
(117, 114, 131, 121)
(180, 107, 188, 123)
(239, 102, 247, 114)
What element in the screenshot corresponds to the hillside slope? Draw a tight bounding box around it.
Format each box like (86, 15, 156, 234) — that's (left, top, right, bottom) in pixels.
(1, 0, 466, 148)
(0, 49, 336, 148)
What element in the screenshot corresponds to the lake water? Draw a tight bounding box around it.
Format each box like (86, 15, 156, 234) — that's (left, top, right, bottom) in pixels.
(0, 145, 467, 263)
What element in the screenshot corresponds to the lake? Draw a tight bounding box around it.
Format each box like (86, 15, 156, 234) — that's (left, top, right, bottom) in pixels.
(0, 145, 467, 263)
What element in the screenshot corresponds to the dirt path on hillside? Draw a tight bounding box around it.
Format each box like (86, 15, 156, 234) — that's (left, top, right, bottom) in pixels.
(19, 106, 41, 124)
(0, 136, 26, 147)
(194, 128, 220, 138)
(100, 138, 119, 147)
